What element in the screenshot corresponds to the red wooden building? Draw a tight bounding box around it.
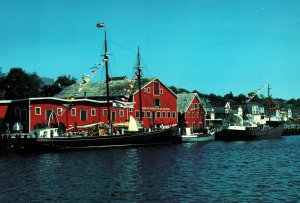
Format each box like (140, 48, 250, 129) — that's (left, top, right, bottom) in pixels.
(177, 93, 206, 132)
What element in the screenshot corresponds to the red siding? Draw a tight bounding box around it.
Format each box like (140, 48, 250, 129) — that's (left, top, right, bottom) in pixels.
(131, 79, 177, 128)
(184, 96, 206, 131)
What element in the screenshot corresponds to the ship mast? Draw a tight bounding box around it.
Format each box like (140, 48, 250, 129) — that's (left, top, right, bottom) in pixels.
(136, 47, 143, 122)
(97, 22, 111, 135)
(268, 84, 271, 121)
(104, 31, 112, 134)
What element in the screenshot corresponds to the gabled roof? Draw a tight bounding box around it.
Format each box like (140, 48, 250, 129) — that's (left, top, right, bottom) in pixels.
(55, 78, 157, 99)
(177, 93, 200, 112)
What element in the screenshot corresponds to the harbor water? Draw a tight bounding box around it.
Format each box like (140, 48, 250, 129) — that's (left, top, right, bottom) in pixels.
(1, 136, 300, 202)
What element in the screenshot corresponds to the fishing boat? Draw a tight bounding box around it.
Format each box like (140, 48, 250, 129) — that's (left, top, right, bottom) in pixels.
(8, 23, 181, 152)
(215, 84, 283, 141)
(180, 127, 215, 142)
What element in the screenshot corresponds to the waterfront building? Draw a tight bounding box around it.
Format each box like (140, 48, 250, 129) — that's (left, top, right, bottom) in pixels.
(177, 93, 206, 133)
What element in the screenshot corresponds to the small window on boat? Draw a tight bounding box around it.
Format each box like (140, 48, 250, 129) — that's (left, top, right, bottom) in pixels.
(103, 109, 108, 116)
(119, 110, 124, 117)
(91, 108, 96, 116)
(135, 110, 139, 118)
(35, 107, 41, 115)
(162, 111, 166, 118)
(57, 108, 63, 116)
(71, 108, 76, 116)
(147, 87, 151, 93)
(156, 111, 161, 118)
(80, 110, 87, 121)
(167, 111, 171, 118)
(172, 112, 176, 118)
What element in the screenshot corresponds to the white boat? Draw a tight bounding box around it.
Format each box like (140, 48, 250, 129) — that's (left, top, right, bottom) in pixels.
(180, 127, 215, 142)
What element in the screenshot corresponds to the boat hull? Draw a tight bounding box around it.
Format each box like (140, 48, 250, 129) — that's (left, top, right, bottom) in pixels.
(182, 134, 215, 142)
(8, 128, 181, 152)
(215, 124, 283, 141)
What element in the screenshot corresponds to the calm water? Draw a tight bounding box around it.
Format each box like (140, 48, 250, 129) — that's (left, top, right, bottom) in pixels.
(1, 136, 300, 202)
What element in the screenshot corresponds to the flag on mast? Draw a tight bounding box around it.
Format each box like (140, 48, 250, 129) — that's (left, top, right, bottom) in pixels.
(96, 23, 105, 28)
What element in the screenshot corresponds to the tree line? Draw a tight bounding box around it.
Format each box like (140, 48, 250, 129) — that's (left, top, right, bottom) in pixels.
(1, 67, 299, 109)
(0, 67, 76, 100)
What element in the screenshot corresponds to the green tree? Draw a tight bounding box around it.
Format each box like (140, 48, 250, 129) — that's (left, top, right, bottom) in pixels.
(54, 74, 77, 86)
(0, 67, 6, 99)
(4, 67, 43, 99)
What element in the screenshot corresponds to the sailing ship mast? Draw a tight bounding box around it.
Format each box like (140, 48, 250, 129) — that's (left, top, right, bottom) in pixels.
(268, 84, 271, 121)
(135, 47, 143, 122)
(97, 22, 111, 135)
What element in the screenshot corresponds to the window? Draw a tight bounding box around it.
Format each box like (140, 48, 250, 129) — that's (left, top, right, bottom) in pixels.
(120, 110, 124, 117)
(160, 89, 163, 94)
(46, 109, 54, 121)
(154, 99, 161, 107)
(194, 103, 198, 110)
(172, 112, 176, 118)
(187, 112, 190, 118)
(103, 109, 108, 116)
(35, 107, 41, 115)
(192, 112, 194, 118)
(147, 87, 151, 93)
(129, 108, 132, 112)
(156, 111, 161, 118)
(142, 111, 145, 117)
(91, 108, 96, 116)
(71, 108, 76, 116)
(112, 111, 116, 121)
(80, 110, 87, 121)
(146, 111, 151, 118)
(57, 108, 63, 116)
(167, 111, 171, 118)
(162, 111, 166, 118)
(135, 111, 140, 118)
(153, 81, 160, 95)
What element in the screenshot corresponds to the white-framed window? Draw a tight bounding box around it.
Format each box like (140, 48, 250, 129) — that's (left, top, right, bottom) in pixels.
(147, 87, 151, 93)
(172, 112, 176, 118)
(192, 112, 194, 118)
(91, 108, 96, 116)
(162, 111, 166, 118)
(57, 108, 63, 116)
(120, 110, 124, 117)
(35, 107, 41, 115)
(167, 111, 171, 118)
(146, 111, 151, 118)
(156, 111, 161, 118)
(103, 109, 108, 116)
(135, 110, 140, 118)
(160, 89, 163, 94)
(80, 110, 87, 121)
(187, 112, 190, 118)
(129, 108, 132, 112)
(154, 99, 161, 107)
(71, 108, 76, 116)
(194, 103, 198, 110)
(153, 81, 160, 96)
(46, 109, 54, 121)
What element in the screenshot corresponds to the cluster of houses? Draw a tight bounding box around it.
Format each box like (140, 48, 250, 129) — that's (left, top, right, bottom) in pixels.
(0, 76, 297, 134)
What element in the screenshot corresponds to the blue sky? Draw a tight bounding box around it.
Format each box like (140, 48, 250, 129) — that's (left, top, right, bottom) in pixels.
(0, 0, 299, 99)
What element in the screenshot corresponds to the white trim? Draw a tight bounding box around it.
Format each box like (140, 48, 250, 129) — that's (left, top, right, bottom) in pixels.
(57, 108, 63, 116)
(35, 107, 41, 115)
(71, 108, 76, 116)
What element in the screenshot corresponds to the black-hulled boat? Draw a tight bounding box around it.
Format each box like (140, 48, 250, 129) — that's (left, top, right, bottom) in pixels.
(8, 23, 181, 152)
(215, 84, 283, 141)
